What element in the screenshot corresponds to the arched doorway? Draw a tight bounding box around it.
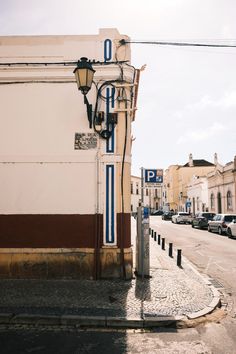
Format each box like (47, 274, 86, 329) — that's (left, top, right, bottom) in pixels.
(217, 192, 222, 213)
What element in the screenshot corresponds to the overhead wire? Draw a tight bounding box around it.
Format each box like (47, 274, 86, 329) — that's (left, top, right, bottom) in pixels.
(0, 60, 129, 67)
(121, 39, 236, 48)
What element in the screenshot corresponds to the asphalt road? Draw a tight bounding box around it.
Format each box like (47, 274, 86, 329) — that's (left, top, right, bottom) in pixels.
(0, 326, 228, 354)
(149, 215, 236, 301)
(149, 215, 236, 353)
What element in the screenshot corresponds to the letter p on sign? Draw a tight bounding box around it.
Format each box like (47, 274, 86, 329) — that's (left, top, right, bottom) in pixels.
(147, 170, 155, 181)
(145, 169, 156, 183)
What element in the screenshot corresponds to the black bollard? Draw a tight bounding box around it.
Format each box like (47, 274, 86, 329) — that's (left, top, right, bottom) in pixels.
(158, 234, 161, 245)
(149, 228, 151, 235)
(151, 229, 154, 238)
(177, 249, 182, 267)
(154, 231, 157, 241)
(169, 243, 173, 258)
(161, 238, 165, 250)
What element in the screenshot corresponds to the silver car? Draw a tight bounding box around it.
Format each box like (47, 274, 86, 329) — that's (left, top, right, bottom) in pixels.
(208, 214, 236, 235)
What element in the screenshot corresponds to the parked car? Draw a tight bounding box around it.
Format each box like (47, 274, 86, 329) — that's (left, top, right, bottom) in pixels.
(172, 212, 192, 224)
(191, 212, 216, 229)
(162, 211, 175, 220)
(227, 219, 236, 238)
(208, 214, 236, 235)
(151, 210, 164, 216)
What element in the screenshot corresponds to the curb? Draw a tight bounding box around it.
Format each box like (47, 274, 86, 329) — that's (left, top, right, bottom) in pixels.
(179, 254, 222, 319)
(0, 311, 221, 329)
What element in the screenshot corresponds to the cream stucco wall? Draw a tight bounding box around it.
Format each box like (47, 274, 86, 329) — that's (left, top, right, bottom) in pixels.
(187, 176, 209, 214)
(178, 165, 215, 210)
(0, 29, 135, 218)
(163, 165, 180, 211)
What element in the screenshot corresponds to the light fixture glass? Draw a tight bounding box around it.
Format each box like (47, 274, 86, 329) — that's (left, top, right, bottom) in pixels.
(73, 57, 95, 95)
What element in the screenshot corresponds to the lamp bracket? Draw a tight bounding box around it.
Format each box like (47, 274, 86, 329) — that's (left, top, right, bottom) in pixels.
(84, 95, 93, 129)
(107, 113, 118, 125)
(95, 111, 105, 125)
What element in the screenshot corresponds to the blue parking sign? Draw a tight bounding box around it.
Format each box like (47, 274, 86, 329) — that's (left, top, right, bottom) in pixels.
(145, 169, 163, 184)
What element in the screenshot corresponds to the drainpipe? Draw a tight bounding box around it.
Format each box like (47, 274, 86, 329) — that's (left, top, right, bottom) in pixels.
(95, 146, 101, 280)
(120, 102, 128, 279)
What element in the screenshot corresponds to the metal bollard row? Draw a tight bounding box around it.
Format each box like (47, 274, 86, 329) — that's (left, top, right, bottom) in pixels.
(150, 230, 182, 267)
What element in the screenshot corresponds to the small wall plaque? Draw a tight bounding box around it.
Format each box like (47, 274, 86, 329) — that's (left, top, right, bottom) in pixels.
(74, 133, 97, 150)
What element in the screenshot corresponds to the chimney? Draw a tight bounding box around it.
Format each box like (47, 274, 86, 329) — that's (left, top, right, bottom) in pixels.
(189, 153, 193, 167)
(214, 153, 218, 165)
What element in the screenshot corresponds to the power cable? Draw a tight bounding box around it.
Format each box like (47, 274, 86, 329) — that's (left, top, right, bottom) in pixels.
(0, 60, 129, 67)
(120, 39, 236, 48)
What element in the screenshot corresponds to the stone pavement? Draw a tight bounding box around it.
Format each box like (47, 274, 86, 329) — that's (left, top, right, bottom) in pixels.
(0, 218, 220, 328)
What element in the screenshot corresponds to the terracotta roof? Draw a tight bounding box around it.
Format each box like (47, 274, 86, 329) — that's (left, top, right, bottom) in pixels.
(183, 159, 214, 167)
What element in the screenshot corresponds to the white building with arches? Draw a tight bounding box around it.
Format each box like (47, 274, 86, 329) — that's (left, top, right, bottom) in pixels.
(207, 156, 236, 214)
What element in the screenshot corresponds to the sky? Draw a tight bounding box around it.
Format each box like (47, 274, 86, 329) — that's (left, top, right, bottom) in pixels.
(0, 0, 235, 176)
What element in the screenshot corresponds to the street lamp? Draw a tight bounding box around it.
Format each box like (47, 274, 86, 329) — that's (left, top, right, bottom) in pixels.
(73, 57, 95, 128)
(73, 57, 118, 139)
(74, 57, 95, 95)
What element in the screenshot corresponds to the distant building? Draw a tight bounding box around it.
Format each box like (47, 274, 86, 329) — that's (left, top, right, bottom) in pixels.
(131, 175, 162, 214)
(164, 154, 215, 212)
(207, 156, 236, 214)
(187, 176, 209, 214)
(163, 165, 180, 212)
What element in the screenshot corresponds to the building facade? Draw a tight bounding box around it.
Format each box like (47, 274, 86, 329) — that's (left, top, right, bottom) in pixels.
(164, 154, 215, 212)
(163, 165, 180, 212)
(131, 175, 162, 214)
(208, 156, 236, 214)
(187, 176, 209, 214)
(0, 29, 140, 279)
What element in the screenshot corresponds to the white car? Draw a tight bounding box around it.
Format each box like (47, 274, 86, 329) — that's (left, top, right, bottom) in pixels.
(227, 219, 236, 238)
(172, 212, 192, 224)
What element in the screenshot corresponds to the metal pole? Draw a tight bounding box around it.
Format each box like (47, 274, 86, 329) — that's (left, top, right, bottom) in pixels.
(158, 234, 161, 245)
(141, 167, 144, 280)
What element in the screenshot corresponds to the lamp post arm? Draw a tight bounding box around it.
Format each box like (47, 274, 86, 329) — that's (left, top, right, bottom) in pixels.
(84, 95, 93, 129)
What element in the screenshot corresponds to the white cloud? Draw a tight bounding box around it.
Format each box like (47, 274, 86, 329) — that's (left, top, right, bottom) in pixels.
(199, 92, 236, 109)
(175, 91, 236, 119)
(219, 91, 236, 108)
(177, 122, 227, 144)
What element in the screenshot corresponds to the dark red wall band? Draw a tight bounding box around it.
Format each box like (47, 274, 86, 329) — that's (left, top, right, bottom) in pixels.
(0, 214, 131, 248)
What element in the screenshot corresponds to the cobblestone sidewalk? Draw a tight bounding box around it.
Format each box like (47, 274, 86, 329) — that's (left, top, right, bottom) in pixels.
(0, 219, 220, 327)
(0, 238, 219, 320)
